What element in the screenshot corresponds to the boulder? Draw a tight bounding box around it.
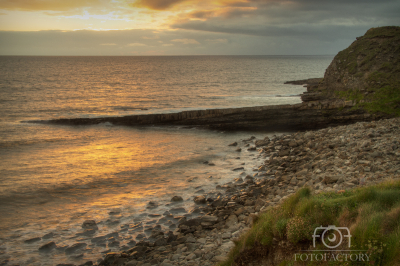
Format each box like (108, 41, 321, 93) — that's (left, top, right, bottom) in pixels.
(82, 220, 98, 230)
(193, 195, 206, 204)
(171, 196, 183, 202)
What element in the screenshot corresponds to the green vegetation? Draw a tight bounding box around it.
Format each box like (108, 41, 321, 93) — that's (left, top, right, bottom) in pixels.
(335, 89, 364, 103)
(334, 83, 400, 116)
(328, 26, 400, 116)
(219, 180, 400, 266)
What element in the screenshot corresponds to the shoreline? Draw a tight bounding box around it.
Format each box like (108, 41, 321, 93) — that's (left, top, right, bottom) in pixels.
(89, 117, 400, 266)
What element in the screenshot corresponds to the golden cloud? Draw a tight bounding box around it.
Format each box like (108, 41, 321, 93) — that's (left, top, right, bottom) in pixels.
(0, 0, 104, 11)
(131, 0, 186, 10)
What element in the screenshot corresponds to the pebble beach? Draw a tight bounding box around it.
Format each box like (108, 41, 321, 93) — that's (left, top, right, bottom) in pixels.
(90, 117, 400, 266)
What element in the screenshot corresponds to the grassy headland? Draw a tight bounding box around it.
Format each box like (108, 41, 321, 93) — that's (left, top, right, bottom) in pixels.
(220, 179, 400, 265)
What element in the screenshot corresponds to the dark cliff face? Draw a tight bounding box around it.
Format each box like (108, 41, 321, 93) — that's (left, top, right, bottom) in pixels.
(309, 26, 400, 116)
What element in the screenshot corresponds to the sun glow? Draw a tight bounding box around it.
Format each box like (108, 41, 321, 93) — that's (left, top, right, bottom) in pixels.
(0, 0, 254, 31)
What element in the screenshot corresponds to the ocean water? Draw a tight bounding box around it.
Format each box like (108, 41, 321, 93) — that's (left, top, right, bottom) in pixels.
(0, 55, 333, 265)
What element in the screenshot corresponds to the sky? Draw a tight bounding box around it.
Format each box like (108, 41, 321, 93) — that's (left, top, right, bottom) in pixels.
(0, 0, 399, 55)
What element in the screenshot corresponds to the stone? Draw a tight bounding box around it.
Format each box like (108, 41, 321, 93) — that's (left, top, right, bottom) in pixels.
(323, 176, 340, 184)
(222, 232, 232, 239)
(171, 196, 183, 202)
(186, 253, 196, 260)
(255, 139, 269, 147)
(65, 243, 87, 254)
(194, 196, 206, 204)
(169, 207, 186, 214)
(82, 220, 98, 230)
(39, 241, 56, 252)
(213, 255, 228, 262)
(147, 201, 159, 209)
(186, 236, 196, 243)
(24, 237, 41, 244)
(42, 232, 54, 239)
(171, 254, 180, 261)
(225, 214, 238, 228)
(201, 215, 218, 223)
(279, 149, 290, 156)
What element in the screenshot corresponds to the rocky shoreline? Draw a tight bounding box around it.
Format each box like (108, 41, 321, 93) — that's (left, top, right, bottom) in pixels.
(76, 117, 400, 266)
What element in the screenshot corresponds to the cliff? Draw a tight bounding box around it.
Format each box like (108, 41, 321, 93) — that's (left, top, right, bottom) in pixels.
(301, 26, 400, 116)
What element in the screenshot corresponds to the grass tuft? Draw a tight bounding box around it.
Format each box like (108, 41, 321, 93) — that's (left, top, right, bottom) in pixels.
(219, 179, 400, 266)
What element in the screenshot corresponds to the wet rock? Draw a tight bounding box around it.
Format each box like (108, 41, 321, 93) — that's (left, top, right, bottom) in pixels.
(82, 220, 98, 230)
(65, 243, 87, 254)
(147, 201, 159, 209)
(39, 241, 57, 252)
(187, 177, 199, 182)
(108, 240, 120, 247)
(109, 208, 121, 215)
(169, 207, 186, 214)
(76, 229, 97, 237)
(201, 215, 218, 223)
(194, 196, 206, 204)
(79, 261, 94, 266)
(171, 196, 183, 202)
(42, 232, 54, 239)
(255, 139, 269, 147)
(24, 237, 41, 244)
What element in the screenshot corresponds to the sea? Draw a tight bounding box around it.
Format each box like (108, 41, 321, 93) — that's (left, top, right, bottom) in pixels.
(0, 55, 333, 265)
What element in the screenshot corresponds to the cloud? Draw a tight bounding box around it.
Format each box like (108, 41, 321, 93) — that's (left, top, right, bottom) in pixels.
(127, 42, 147, 46)
(131, 0, 186, 10)
(170, 0, 400, 41)
(206, 38, 228, 43)
(0, 0, 399, 56)
(171, 38, 200, 44)
(142, 35, 160, 39)
(0, 0, 103, 12)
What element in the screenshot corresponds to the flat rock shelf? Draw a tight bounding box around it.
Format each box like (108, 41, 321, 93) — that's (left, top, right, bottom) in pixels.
(29, 103, 384, 131)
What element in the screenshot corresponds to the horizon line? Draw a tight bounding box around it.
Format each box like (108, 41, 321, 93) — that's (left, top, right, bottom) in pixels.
(0, 54, 335, 57)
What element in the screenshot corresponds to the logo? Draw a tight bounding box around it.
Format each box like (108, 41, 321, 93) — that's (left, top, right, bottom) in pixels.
(294, 225, 369, 262)
(312, 225, 352, 249)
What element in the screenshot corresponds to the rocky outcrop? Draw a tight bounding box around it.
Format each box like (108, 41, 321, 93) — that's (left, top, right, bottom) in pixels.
(301, 26, 400, 116)
(35, 103, 385, 131)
